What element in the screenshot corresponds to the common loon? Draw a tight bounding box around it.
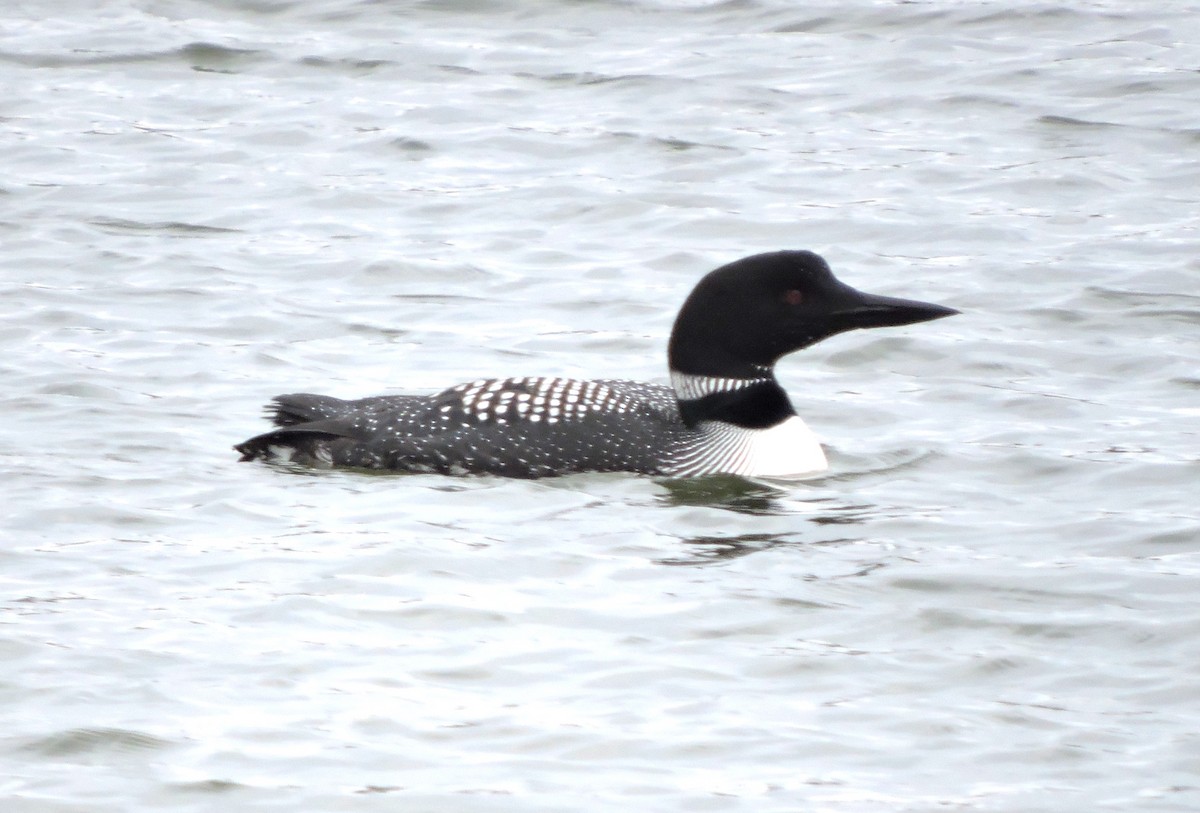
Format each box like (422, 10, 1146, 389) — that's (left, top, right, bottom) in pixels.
(235, 250, 957, 479)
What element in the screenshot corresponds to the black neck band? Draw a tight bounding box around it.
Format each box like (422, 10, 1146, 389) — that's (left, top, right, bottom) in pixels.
(677, 380, 795, 429)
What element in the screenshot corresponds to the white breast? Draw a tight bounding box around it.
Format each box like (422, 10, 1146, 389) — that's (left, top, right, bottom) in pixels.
(667, 416, 829, 480)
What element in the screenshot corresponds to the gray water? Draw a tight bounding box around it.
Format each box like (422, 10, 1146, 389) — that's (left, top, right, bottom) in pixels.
(3, 1, 1199, 811)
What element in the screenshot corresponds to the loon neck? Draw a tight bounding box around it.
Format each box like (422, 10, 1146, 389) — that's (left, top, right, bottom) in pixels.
(669, 369, 796, 430)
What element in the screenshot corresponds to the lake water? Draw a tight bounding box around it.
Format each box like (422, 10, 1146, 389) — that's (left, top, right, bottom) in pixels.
(3, 1, 1199, 811)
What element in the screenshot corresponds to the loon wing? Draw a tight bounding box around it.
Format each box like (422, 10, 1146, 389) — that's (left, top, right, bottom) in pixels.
(236, 377, 682, 477)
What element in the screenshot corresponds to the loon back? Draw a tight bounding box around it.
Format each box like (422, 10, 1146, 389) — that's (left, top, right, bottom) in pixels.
(235, 250, 957, 479)
(235, 377, 686, 478)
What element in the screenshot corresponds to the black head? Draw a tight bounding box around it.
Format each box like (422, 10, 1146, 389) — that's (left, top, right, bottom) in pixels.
(668, 250, 958, 377)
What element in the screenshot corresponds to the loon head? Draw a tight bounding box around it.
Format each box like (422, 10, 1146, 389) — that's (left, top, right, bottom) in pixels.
(668, 250, 958, 379)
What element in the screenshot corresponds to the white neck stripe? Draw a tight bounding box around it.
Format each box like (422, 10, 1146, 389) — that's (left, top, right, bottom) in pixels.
(670, 370, 772, 401)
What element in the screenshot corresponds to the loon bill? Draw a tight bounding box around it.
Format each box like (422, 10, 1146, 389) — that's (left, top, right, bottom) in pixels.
(235, 250, 958, 479)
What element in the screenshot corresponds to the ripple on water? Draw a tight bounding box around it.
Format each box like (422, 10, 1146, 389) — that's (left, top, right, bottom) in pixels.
(3, 1, 1200, 811)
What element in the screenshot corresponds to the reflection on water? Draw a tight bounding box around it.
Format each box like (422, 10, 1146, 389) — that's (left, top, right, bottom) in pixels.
(656, 474, 790, 514)
(656, 531, 864, 567)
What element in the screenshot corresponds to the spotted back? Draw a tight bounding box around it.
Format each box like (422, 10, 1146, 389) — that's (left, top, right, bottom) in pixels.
(253, 377, 680, 477)
(429, 376, 675, 429)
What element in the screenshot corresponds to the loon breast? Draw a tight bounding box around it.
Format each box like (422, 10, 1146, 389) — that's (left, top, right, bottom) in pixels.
(666, 416, 828, 480)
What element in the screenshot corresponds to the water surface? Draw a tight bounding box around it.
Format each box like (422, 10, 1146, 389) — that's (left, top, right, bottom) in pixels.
(3, 2, 1199, 811)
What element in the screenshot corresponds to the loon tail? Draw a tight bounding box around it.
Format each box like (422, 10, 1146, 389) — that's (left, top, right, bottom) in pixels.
(233, 421, 354, 463)
(236, 394, 365, 463)
(265, 393, 354, 427)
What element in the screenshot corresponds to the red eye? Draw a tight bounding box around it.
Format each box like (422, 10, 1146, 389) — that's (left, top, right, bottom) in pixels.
(783, 289, 804, 306)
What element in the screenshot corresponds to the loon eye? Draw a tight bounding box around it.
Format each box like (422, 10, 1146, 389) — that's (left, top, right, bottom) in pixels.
(782, 289, 804, 306)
